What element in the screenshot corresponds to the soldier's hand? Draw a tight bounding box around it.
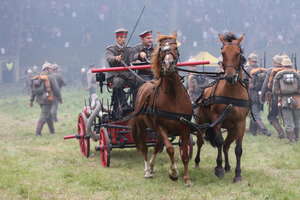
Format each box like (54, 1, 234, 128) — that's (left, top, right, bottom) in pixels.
(59, 99, 63, 104)
(29, 102, 33, 107)
(115, 55, 122, 62)
(139, 52, 147, 59)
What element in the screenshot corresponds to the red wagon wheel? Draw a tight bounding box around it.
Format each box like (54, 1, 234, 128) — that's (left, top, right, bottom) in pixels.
(99, 127, 111, 167)
(77, 113, 90, 158)
(179, 135, 194, 160)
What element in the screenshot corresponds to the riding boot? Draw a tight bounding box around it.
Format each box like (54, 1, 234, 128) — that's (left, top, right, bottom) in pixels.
(46, 119, 55, 134)
(35, 119, 45, 136)
(294, 128, 299, 142)
(271, 119, 285, 139)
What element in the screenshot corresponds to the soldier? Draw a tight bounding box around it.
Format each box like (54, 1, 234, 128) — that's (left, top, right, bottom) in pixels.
(131, 30, 155, 81)
(273, 58, 300, 142)
(50, 63, 66, 122)
(187, 74, 208, 104)
(105, 28, 138, 118)
(86, 64, 97, 96)
(30, 62, 62, 136)
(247, 53, 271, 136)
(260, 55, 285, 138)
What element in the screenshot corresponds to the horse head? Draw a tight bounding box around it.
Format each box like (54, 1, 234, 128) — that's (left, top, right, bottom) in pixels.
(219, 33, 245, 84)
(152, 32, 179, 78)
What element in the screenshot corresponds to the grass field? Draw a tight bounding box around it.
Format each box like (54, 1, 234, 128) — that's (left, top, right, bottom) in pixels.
(0, 85, 300, 200)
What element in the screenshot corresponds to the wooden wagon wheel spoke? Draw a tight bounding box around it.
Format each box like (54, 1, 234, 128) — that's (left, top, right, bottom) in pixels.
(99, 127, 111, 167)
(77, 114, 90, 158)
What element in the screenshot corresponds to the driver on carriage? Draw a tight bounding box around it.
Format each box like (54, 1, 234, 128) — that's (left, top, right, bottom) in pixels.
(131, 30, 155, 81)
(105, 28, 140, 119)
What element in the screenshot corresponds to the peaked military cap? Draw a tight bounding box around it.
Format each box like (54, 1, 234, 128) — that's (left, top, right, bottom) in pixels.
(115, 28, 128, 37)
(139, 30, 152, 38)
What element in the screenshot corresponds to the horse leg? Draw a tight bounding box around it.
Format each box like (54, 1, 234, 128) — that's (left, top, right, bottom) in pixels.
(132, 120, 152, 178)
(158, 126, 179, 181)
(233, 120, 246, 183)
(233, 137, 243, 182)
(180, 131, 192, 186)
(149, 135, 164, 174)
(223, 129, 235, 172)
(214, 126, 225, 178)
(194, 132, 204, 168)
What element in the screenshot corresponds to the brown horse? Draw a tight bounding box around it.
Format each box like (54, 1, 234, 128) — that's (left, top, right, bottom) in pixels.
(130, 33, 193, 186)
(194, 33, 249, 182)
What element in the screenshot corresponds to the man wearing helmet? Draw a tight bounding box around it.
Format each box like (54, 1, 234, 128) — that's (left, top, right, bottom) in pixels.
(30, 62, 62, 136)
(260, 54, 285, 138)
(247, 53, 271, 136)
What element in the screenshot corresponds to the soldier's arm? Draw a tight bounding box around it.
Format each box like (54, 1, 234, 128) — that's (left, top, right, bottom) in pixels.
(58, 75, 66, 87)
(30, 92, 35, 106)
(105, 48, 117, 65)
(50, 77, 62, 102)
(260, 70, 271, 100)
(131, 45, 142, 61)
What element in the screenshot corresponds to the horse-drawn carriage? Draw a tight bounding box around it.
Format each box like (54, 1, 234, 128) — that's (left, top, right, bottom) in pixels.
(64, 33, 249, 185)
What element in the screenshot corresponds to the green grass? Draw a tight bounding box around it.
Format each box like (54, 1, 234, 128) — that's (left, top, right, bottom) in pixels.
(0, 85, 299, 200)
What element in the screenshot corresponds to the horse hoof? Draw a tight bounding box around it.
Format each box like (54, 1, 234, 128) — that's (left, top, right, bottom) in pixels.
(169, 174, 178, 181)
(214, 167, 225, 178)
(144, 171, 154, 178)
(225, 165, 231, 172)
(233, 176, 242, 183)
(194, 164, 200, 169)
(184, 180, 193, 187)
(169, 168, 179, 181)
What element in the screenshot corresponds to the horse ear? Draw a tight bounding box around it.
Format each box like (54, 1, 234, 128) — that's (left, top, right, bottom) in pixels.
(218, 34, 225, 45)
(237, 34, 245, 45)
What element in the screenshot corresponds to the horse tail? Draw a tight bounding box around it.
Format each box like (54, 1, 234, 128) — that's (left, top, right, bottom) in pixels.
(204, 127, 224, 148)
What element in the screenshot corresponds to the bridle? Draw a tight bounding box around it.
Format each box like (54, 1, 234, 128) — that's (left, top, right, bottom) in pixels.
(159, 39, 180, 76)
(221, 42, 245, 84)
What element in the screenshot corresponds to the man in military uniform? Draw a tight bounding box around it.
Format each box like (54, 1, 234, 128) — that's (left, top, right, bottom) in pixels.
(50, 63, 66, 122)
(275, 58, 300, 142)
(30, 62, 62, 136)
(247, 53, 271, 136)
(131, 30, 154, 81)
(187, 74, 208, 104)
(261, 55, 285, 138)
(105, 28, 138, 118)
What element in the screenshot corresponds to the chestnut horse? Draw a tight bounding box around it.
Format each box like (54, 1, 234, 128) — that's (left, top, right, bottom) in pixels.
(194, 33, 250, 182)
(130, 33, 193, 186)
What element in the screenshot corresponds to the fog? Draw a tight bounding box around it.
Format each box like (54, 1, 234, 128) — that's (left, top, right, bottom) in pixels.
(0, 0, 299, 84)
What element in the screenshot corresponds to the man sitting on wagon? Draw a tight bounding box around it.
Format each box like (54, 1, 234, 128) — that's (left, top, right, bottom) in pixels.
(105, 28, 138, 119)
(131, 30, 155, 82)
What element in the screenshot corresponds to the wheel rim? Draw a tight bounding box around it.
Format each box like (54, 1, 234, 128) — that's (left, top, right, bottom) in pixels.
(99, 127, 111, 167)
(78, 114, 90, 157)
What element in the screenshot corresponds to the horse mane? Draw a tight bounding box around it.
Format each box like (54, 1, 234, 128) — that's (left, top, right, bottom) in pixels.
(151, 34, 177, 79)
